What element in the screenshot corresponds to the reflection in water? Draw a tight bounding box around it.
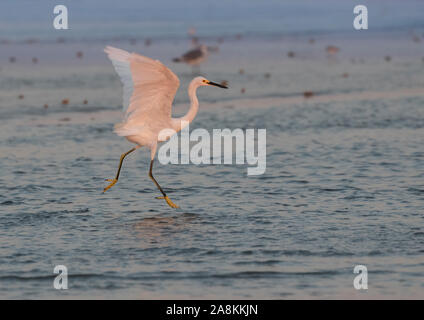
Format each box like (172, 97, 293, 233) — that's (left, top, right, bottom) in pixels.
(132, 214, 198, 242)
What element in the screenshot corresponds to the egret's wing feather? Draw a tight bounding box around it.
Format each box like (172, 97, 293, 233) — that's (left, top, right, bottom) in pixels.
(127, 53, 179, 120)
(104, 46, 134, 113)
(104, 46, 180, 121)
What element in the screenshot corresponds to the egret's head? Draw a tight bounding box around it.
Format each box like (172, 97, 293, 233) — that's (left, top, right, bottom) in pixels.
(194, 76, 228, 89)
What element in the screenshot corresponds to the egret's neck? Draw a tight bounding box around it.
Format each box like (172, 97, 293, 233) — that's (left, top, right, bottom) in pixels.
(172, 80, 199, 131)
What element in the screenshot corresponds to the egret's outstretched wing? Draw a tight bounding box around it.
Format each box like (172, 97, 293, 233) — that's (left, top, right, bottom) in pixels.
(104, 46, 180, 121)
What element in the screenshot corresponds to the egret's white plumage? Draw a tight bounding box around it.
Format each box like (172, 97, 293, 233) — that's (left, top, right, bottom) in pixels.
(103, 46, 227, 208)
(105, 46, 179, 138)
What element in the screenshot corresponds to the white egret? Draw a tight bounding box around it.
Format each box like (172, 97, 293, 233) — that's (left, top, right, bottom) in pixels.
(103, 46, 228, 208)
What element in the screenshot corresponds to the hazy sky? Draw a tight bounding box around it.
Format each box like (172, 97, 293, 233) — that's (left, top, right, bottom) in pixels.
(1, 0, 423, 40)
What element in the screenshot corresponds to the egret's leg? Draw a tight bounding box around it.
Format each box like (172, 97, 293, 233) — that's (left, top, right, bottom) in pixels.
(148, 160, 179, 208)
(103, 147, 137, 192)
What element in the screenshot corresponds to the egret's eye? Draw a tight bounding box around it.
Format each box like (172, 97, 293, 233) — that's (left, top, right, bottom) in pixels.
(202, 80, 207, 83)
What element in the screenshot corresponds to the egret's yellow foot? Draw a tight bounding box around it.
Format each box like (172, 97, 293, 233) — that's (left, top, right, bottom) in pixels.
(156, 196, 179, 208)
(103, 178, 117, 192)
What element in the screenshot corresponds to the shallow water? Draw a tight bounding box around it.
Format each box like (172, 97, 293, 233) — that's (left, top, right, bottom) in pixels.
(1, 14, 424, 299)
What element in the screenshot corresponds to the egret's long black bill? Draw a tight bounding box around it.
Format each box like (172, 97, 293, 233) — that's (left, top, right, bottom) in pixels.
(208, 81, 228, 89)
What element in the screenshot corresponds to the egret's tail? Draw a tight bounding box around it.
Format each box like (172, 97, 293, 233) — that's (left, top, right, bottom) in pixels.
(113, 123, 126, 136)
(113, 122, 139, 137)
